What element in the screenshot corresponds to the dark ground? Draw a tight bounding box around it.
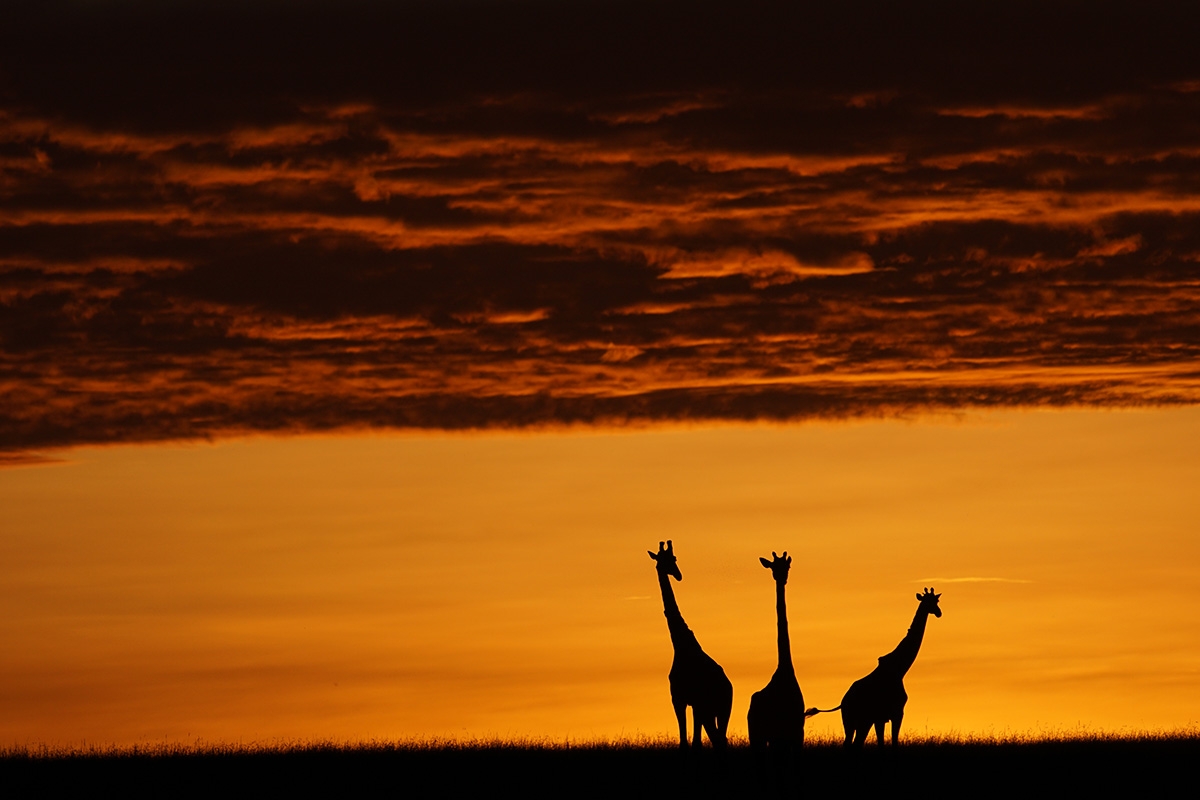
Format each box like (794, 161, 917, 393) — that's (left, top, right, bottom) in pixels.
(2, 736, 1195, 798)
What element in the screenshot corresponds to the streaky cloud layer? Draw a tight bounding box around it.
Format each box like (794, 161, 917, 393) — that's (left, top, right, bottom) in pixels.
(3, 1, 1200, 456)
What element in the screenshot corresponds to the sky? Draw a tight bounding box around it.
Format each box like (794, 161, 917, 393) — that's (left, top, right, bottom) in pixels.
(2, 0, 1199, 746)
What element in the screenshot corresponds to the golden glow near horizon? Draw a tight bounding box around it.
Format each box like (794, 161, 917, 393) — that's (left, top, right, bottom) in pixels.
(2, 407, 1199, 747)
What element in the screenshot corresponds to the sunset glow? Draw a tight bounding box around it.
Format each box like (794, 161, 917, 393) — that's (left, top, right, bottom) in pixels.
(2, 1, 1199, 748)
(3, 410, 1199, 746)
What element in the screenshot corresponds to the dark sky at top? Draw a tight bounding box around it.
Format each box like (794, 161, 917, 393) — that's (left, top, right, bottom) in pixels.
(3, 1, 1200, 461)
(7, 1, 1196, 118)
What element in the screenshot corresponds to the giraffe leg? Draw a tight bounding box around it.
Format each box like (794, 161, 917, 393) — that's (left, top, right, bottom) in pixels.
(673, 700, 688, 750)
(715, 706, 730, 750)
(852, 725, 869, 748)
(701, 715, 719, 749)
(692, 708, 704, 750)
(874, 720, 886, 748)
(892, 712, 903, 746)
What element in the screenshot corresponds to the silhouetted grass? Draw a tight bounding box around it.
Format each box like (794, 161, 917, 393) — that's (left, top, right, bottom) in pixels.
(3, 730, 1197, 798)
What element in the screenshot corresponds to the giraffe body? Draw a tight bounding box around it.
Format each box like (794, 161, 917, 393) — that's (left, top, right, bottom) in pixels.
(747, 551, 805, 755)
(839, 668, 908, 746)
(841, 588, 941, 748)
(649, 541, 732, 750)
(668, 636, 733, 750)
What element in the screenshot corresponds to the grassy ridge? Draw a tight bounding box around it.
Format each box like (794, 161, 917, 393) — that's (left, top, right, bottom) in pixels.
(4, 733, 1197, 798)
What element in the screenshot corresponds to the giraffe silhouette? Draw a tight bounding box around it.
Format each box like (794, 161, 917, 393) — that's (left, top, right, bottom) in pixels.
(648, 540, 732, 750)
(835, 587, 942, 748)
(747, 551, 805, 758)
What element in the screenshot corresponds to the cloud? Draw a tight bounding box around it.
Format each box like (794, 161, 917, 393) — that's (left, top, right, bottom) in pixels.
(0, 451, 67, 468)
(2, 1, 1200, 458)
(916, 577, 1034, 585)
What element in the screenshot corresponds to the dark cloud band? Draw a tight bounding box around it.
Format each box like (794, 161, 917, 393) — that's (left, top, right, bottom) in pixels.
(2, 1, 1199, 457)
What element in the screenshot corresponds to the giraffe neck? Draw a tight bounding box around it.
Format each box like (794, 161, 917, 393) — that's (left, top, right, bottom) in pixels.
(775, 579, 792, 670)
(657, 570, 694, 649)
(882, 606, 929, 676)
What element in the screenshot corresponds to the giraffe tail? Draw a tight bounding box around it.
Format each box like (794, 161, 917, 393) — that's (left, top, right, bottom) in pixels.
(805, 705, 841, 718)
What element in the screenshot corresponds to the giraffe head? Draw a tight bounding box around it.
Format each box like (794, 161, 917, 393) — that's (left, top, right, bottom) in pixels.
(916, 587, 943, 618)
(758, 551, 792, 584)
(648, 540, 683, 581)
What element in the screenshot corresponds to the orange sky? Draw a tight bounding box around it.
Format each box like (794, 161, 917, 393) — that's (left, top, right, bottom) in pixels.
(3, 1, 1200, 749)
(3, 407, 1198, 746)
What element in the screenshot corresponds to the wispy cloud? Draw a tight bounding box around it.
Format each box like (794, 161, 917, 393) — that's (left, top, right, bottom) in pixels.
(0, 452, 67, 468)
(917, 577, 1034, 585)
